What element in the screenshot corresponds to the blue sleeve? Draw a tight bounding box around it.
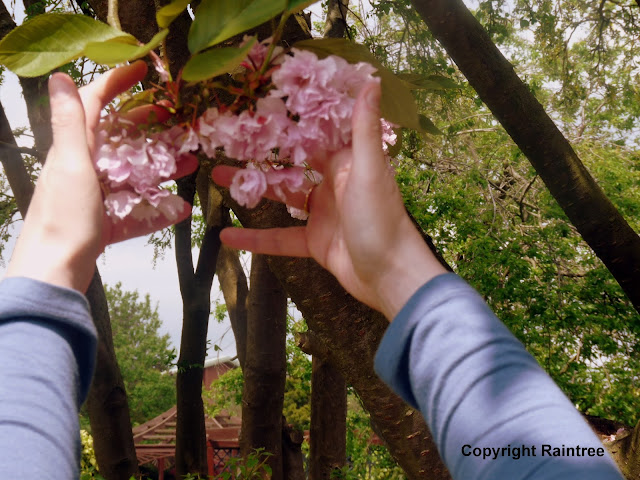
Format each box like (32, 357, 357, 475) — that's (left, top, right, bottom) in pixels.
(0, 277, 97, 479)
(374, 273, 623, 480)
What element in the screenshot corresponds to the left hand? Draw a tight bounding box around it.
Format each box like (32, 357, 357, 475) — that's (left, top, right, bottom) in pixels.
(6, 62, 197, 292)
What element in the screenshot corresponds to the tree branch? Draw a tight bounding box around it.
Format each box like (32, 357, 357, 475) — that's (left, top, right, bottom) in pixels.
(410, 0, 640, 313)
(0, 142, 40, 158)
(0, 102, 34, 216)
(323, 0, 349, 39)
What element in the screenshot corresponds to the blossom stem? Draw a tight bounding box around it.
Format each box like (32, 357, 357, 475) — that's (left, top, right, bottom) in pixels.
(107, 0, 122, 30)
(259, 12, 291, 76)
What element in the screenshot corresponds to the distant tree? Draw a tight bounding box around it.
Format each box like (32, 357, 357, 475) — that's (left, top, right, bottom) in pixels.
(105, 282, 176, 425)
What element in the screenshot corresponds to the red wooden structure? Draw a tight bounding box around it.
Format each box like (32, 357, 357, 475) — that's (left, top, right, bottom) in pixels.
(133, 357, 241, 479)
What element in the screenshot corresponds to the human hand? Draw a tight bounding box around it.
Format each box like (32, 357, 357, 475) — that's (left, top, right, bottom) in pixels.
(212, 82, 446, 319)
(6, 62, 197, 293)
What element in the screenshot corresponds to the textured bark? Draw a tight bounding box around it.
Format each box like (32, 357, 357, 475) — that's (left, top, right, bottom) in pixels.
(309, 356, 347, 480)
(323, 0, 349, 38)
(241, 254, 288, 479)
(87, 0, 159, 43)
(216, 243, 249, 368)
(214, 188, 450, 480)
(411, 0, 640, 313)
(282, 422, 306, 480)
(85, 271, 139, 480)
(0, 102, 34, 215)
(606, 419, 640, 480)
(174, 171, 223, 476)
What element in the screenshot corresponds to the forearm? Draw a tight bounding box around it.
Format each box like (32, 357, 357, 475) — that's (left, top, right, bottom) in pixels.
(0, 278, 97, 479)
(375, 273, 623, 480)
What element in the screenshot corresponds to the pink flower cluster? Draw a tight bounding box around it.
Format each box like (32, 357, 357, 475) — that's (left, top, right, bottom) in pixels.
(94, 113, 197, 223)
(196, 47, 397, 214)
(95, 45, 397, 223)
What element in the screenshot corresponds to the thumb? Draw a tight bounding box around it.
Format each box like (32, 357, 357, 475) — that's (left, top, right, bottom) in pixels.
(48, 73, 89, 166)
(351, 80, 385, 178)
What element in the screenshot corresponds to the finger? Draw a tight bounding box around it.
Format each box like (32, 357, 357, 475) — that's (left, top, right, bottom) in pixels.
(220, 226, 311, 257)
(107, 199, 192, 244)
(79, 61, 148, 128)
(351, 81, 386, 181)
(123, 103, 172, 125)
(212, 165, 311, 211)
(168, 154, 199, 181)
(48, 73, 90, 167)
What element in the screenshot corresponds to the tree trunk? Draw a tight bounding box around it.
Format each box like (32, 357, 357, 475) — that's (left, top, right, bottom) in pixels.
(213, 189, 450, 480)
(309, 356, 347, 480)
(607, 419, 640, 479)
(241, 254, 288, 479)
(216, 243, 249, 368)
(174, 171, 223, 476)
(410, 0, 640, 313)
(85, 271, 139, 480)
(282, 421, 306, 480)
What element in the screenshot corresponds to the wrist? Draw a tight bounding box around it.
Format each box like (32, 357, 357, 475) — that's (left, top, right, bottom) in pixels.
(6, 234, 96, 293)
(373, 230, 447, 320)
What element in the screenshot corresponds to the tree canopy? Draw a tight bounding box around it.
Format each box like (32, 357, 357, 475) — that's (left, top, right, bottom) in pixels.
(106, 282, 176, 425)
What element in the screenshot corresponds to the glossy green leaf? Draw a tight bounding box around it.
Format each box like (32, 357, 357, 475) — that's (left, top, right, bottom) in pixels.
(396, 73, 461, 90)
(418, 114, 443, 135)
(85, 29, 168, 66)
(182, 36, 256, 82)
(188, 0, 286, 53)
(156, 0, 192, 28)
(117, 89, 157, 114)
(294, 38, 421, 130)
(0, 13, 135, 77)
(287, 0, 319, 13)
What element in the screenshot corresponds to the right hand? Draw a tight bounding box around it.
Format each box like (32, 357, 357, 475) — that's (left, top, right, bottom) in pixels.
(212, 82, 446, 319)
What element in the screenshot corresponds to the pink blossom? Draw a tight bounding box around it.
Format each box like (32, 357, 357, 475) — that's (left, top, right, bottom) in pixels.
(269, 49, 379, 162)
(287, 205, 308, 221)
(197, 98, 293, 162)
(230, 166, 267, 208)
(381, 119, 398, 154)
(94, 113, 196, 223)
(243, 36, 284, 70)
(104, 190, 140, 219)
(265, 167, 308, 202)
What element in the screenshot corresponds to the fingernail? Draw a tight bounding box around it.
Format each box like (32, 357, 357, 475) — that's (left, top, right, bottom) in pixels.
(366, 80, 381, 109)
(48, 73, 74, 99)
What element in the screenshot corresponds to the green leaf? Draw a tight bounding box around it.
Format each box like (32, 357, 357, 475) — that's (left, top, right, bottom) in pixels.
(188, 0, 286, 53)
(85, 29, 168, 66)
(287, 0, 319, 14)
(117, 89, 157, 115)
(156, 0, 191, 28)
(396, 73, 461, 90)
(418, 114, 443, 135)
(0, 13, 136, 77)
(182, 37, 256, 82)
(294, 38, 421, 130)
